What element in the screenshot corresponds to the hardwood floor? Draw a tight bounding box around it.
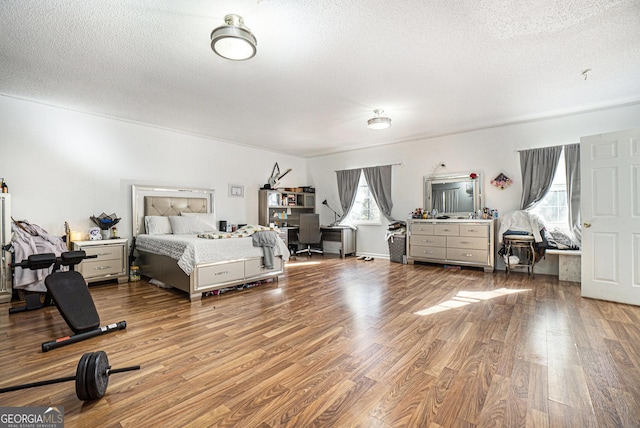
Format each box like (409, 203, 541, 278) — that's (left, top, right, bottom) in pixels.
(1, 256, 640, 427)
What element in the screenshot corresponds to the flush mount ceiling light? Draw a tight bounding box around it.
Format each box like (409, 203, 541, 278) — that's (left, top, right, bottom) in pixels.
(367, 109, 391, 130)
(210, 14, 257, 61)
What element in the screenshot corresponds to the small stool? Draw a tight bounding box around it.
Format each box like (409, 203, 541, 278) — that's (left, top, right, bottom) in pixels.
(503, 234, 536, 275)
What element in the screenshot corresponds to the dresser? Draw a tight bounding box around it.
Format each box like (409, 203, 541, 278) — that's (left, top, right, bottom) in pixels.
(72, 238, 128, 284)
(407, 219, 495, 272)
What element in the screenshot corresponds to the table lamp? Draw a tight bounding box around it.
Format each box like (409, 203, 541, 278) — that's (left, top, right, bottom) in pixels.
(322, 199, 341, 226)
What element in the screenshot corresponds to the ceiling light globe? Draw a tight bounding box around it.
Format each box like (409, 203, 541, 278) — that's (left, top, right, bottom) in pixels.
(211, 14, 257, 61)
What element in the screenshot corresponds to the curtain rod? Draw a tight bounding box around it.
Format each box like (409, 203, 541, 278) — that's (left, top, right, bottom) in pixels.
(335, 162, 403, 172)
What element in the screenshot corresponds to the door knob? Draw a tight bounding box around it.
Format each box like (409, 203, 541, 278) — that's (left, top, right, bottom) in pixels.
(583, 222, 591, 228)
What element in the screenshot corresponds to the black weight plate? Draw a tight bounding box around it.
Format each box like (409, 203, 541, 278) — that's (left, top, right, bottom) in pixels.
(86, 350, 109, 400)
(75, 352, 93, 401)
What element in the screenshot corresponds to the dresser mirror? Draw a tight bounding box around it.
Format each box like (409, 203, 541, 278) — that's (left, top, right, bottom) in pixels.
(424, 173, 483, 217)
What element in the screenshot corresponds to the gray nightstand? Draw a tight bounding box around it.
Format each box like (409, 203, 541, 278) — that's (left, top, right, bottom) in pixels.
(72, 238, 128, 284)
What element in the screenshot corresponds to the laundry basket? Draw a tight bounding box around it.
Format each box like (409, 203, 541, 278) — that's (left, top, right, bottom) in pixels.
(388, 234, 406, 263)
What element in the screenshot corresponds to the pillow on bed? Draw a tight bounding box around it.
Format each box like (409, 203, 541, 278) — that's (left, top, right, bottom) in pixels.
(144, 216, 173, 235)
(180, 212, 217, 231)
(168, 215, 216, 234)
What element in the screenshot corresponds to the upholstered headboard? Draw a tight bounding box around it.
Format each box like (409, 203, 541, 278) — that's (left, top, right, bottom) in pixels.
(132, 185, 215, 236)
(144, 196, 208, 216)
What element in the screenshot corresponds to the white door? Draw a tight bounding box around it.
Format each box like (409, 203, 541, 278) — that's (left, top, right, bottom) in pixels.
(580, 128, 640, 304)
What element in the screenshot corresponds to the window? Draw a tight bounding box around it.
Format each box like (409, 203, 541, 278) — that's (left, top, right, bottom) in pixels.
(530, 150, 570, 233)
(345, 172, 381, 224)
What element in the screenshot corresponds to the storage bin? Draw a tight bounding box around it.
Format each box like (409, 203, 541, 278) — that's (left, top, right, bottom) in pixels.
(388, 235, 406, 263)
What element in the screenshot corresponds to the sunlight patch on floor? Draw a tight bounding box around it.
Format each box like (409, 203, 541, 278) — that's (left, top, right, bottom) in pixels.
(285, 261, 322, 267)
(414, 287, 531, 316)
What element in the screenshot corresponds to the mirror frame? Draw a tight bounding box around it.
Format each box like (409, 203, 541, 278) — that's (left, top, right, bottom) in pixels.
(424, 173, 483, 218)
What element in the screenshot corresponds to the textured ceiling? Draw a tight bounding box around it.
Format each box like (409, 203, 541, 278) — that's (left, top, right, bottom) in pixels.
(1, 0, 640, 158)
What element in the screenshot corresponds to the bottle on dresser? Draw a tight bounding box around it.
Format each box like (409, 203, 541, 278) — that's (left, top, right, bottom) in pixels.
(1, 178, 8, 193)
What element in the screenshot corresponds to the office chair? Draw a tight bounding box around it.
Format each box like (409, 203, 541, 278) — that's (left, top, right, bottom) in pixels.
(296, 213, 323, 256)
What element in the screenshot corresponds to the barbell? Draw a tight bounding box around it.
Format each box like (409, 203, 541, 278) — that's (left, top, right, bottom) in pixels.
(0, 351, 140, 401)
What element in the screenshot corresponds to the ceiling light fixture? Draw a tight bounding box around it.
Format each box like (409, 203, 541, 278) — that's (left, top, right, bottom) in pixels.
(210, 14, 257, 61)
(367, 109, 391, 130)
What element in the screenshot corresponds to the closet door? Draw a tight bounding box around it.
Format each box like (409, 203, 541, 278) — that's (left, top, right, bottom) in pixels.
(580, 128, 640, 305)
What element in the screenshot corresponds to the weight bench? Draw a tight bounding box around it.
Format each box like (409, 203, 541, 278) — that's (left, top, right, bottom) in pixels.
(10, 251, 127, 352)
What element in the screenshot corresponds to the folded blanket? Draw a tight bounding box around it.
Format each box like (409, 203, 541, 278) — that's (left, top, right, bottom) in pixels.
(198, 224, 278, 240)
(199, 225, 281, 269)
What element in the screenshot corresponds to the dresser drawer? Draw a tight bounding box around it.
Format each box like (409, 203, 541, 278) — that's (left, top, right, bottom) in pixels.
(196, 260, 245, 289)
(410, 235, 446, 247)
(245, 257, 283, 278)
(434, 224, 459, 236)
(447, 248, 489, 264)
(82, 244, 123, 261)
(80, 258, 124, 280)
(447, 236, 487, 250)
(460, 224, 489, 238)
(410, 223, 434, 235)
(409, 245, 446, 259)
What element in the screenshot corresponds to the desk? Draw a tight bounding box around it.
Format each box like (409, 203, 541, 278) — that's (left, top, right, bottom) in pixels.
(278, 227, 299, 253)
(280, 226, 356, 258)
(321, 226, 356, 258)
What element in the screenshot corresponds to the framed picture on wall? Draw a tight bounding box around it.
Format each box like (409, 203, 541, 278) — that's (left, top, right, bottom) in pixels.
(229, 184, 244, 197)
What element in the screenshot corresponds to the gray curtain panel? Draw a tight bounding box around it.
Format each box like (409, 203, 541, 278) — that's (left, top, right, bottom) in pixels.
(564, 143, 581, 246)
(363, 165, 395, 222)
(519, 145, 563, 210)
(336, 168, 362, 223)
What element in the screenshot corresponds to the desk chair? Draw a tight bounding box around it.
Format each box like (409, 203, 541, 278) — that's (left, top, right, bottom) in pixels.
(296, 214, 323, 256)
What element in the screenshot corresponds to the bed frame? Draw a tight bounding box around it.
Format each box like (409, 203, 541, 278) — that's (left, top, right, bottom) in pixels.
(131, 185, 285, 301)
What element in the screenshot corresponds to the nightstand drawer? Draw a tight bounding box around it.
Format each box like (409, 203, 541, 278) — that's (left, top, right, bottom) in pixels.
(80, 258, 125, 279)
(82, 244, 123, 261)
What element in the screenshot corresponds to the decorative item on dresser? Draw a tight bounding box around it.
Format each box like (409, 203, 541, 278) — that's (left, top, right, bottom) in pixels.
(72, 238, 128, 284)
(406, 219, 496, 272)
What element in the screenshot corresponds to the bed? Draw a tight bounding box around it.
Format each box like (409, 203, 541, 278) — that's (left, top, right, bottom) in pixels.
(131, 185, 289, 301)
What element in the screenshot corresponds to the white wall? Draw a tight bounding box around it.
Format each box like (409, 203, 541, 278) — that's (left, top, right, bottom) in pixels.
(0, 96, 306, 241)
(307, 103, 640, 273)
(3, 95, 639, 274)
